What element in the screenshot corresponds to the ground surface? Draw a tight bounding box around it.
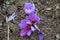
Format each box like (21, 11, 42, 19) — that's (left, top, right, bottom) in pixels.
(0, 0, 60, 40)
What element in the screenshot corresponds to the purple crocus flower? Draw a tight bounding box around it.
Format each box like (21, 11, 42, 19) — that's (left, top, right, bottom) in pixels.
(26, 13, 40, 24)
(23, 2, 35, 14)
(26, 13, 43, 40)
(18, 19, 35, 36)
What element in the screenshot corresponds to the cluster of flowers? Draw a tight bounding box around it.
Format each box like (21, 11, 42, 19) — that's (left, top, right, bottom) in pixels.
(18, 2, 44, 40)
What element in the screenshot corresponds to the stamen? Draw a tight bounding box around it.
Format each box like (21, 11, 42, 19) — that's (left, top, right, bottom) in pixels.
(26, 24, 31, 29)
(31, 19, 35, 24)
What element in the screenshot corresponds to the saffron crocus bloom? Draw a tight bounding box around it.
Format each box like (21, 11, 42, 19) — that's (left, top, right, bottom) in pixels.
(23, 2, 35, 14)
(26, 13, 40, 24)
(18, 19, 35, 36)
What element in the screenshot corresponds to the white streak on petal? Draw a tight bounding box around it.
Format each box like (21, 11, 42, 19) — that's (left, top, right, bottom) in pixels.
(31, 26, 36, 32)
(32, 4, 35, 10)
(34, 25, 40, 31)
(25, 9, 31, 13)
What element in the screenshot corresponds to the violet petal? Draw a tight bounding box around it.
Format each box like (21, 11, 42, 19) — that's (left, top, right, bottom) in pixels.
(20, 29, 27, 36)
(27, 30, 32, 36)
(18, 19, 27, 29)
(38, 31, 44, 40)
(25, 20, 32, 25)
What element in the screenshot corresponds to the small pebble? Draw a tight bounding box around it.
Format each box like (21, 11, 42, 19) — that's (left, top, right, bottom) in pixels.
(56, 34, 60, 40)
(45, 7, 51, 10)
(0, 23, 2, 26)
